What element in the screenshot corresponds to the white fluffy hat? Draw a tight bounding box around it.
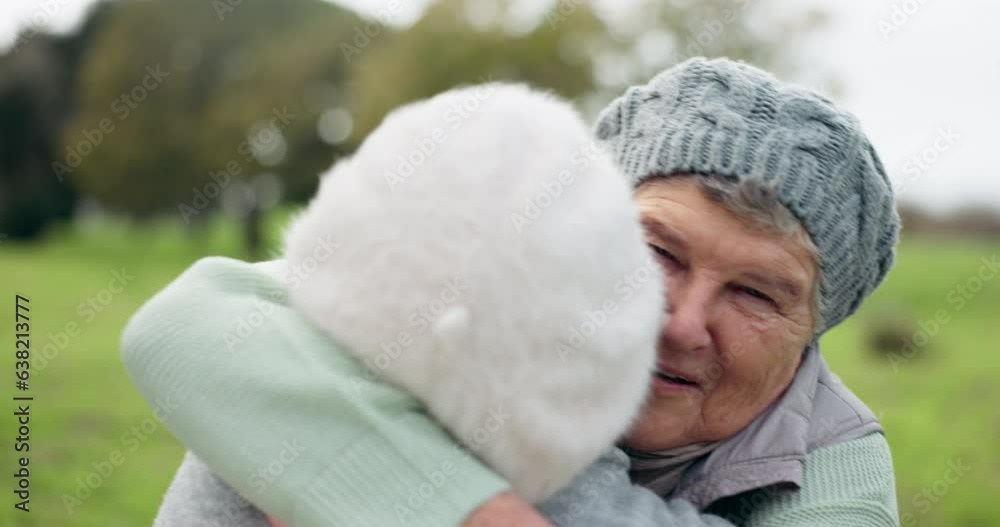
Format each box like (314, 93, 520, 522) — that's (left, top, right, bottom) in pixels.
(283, 83, 663, 502)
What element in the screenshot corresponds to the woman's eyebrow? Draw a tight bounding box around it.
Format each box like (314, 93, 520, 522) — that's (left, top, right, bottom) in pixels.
(641, 215, 805, 301)
(641, 217, 688, 250)
(742, 271, 804, 302)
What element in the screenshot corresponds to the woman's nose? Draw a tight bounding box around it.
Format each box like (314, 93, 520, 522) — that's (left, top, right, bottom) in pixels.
(661, 278, 713, 353)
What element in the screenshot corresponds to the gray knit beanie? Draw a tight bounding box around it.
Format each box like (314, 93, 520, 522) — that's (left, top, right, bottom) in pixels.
(595, 57, 900, 336)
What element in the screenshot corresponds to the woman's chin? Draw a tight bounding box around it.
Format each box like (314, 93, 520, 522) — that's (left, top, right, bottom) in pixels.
(622, 414, 689, 451)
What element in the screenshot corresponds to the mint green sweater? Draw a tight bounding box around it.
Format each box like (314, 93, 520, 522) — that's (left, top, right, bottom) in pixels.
(121, 257, 899, 526)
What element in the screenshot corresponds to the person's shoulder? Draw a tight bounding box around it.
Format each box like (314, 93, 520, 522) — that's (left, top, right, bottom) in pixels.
(179, 256, 290, 294)
(120, 256, 292, 358)
(805, 432, 895, 496)
(733, 434, 898, 526)
(807, 360, 883, 451)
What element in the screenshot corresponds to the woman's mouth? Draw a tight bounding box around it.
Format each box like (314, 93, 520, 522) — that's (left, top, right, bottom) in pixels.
(650, 366, 701, 394)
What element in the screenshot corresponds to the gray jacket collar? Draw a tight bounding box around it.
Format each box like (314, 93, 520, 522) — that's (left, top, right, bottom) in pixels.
(672, 342, 883, 511)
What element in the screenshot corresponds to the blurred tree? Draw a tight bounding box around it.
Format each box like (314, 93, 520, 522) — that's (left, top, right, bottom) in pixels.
(0, 1, 111, 240)
(346, 0, 605, 141)
(63, 0, 367, 221)
(347, 0, 829, 136)
(60, 0, 827, 255)
(563, 0, 832, 111)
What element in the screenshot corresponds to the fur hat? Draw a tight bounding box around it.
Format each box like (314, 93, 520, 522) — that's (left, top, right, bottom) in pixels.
(283, 83, 663, 501)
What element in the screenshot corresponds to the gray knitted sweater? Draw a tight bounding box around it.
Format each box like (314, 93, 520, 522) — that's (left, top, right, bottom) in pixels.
(154, 449, 731, 527)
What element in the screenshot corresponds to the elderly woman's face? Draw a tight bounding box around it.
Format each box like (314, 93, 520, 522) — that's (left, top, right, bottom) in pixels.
(624, 177, 818, 451)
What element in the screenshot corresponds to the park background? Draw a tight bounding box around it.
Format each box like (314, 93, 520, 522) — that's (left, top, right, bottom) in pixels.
(0, 0, 998, 525)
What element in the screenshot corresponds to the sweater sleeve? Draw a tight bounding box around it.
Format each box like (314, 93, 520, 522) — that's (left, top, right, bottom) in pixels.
(537, 435, 898, 527)
(121, 256, 510, 527)
(153, 452, 271, 527)
(741, 433, 900, 526)
(538, 448, 734, 527)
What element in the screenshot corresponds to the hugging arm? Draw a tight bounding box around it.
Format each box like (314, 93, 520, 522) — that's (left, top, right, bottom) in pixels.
(121, 257, 513, 527)
(538, 448, 733, 527)
(123, 256, 734, 527)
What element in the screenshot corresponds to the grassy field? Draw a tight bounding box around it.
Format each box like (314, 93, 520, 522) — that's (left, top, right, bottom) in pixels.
(0, 212, 997, 526)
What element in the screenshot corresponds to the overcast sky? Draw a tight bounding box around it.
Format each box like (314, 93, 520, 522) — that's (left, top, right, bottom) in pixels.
(2, 0, 997, 214)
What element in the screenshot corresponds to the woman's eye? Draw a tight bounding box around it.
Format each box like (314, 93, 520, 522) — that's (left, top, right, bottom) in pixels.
(740, 286, 775, 304)
(648, 244, 675, 261)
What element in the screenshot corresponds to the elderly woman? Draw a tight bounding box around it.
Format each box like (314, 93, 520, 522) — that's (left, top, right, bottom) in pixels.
(124, 58, 899, 526)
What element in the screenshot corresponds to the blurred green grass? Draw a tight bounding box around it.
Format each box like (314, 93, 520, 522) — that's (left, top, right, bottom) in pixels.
(0, 212, 997, 526)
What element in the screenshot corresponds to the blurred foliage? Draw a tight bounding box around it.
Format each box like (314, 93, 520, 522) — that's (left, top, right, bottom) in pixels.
(3, 0, 829, 245)
(344, 0, 605, 139)
(0, 2, 111, 239)
(64, 0, 366, 216)
(899, 203, 1000, 239)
